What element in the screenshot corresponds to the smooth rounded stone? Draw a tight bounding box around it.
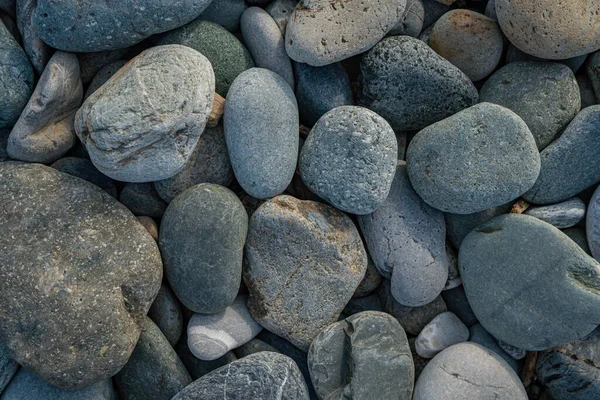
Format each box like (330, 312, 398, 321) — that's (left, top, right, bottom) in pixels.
(153, 124, 233, 203)
(343, 293, 383, 316)
(495, 0, 600, 60)
(421, 0, 449, 29)
(241, 7, 294, 89)
(0, 341, 17, 394)
(308, 311, 414, 400)
(359, 162, 447, 305)
(353, 256, 383, 298)
(119, 183, 167, 218)
(137, 216, 158, 242)
(75, 45, 215, 183)
(299, 106, 397, 215)
(469, 324, 522, 374)
(506, 44, 588, 74)
(176, 336, 238, 381)
(244, 195, 367, 351)
(525, 197, 586, 229)
(172, 352, 309, 400)
(224, 68, 298, 199)
(586, 184, 600, 260)
(480, 62, 581, 150)
(444, 243, 461, 290)
(50, 157, 118, 198)
(0, 369, 115, 400)
(156, 19, 254, 97)
(441, 285, 478, 328)
(115, 318, 191, 400)
(413, 343, 528, 400)
(233, 338, 279, 359)
(358, 36, 478, 132)
(415, 312, 469, 359)
(0, 19, 33, 129)
(388, 0, 424, 37)
(285, 0, 406, 66)
(429, 10, 503, 82)
(0, 163, 163, 389)
(536, 328, 600, 400)
(407, 103, 540, 214)
(84, 60, 127, 100)
(31, 0, 212, 52)
(199, 0, 246, 32)
(445, 203, 512, 248)
(294, 62, 353, 127)
(265, 0, 297, 34)
(148, 283, 183, 347)
(459, 213, 600, 350)
(16, 0, 53, 74)
(564, 227, 591, 255)
(498, 340, 527, 360)
(523, 106, 600, 205)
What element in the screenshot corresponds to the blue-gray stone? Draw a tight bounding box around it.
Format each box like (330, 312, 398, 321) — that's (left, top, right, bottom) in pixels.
(0, 1, 14, 15)
(0, 341, 17, 394)
(445, 203, 513, 248)
(199, 0, 246, 32)
(50, 157, 118, 198)
(85, 60, 127, 99)
(564, 227, 591, 255)
(119, 183, 167, 219)
(468, 324, 522, 374)
(176, 336, 237, 381)
(525, 197, 586, 228)
(148, 282, 183, 347)
(16, 0, 53, 74)
(506, 44, 588, 73)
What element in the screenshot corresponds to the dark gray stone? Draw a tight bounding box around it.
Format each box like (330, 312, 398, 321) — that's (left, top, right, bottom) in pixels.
(0, 341, 17, 394)
(469, 324, 522, 374)
(586, 184, 600, 260)
(343, 293, 383, 316)
(415, 312, 469, 358)
(0, 1, 14, 15)
(441, 285, 478, 328)
(265, 0, 297, 34)
(84, 60, 127, 99)
(587, 50, 600, 103)
(224, 68, 298, 199)
(421, 0, 449, 29)
(0, 162, 162, 389)
(233, 339, 279, 359)
(119, 183, 167, 218)
(199, 0, 246, 32)
(525, 197, 586, 228)
(506, 44, 588, 73)
(358, 36, 478, 132)
(0, 128, 9, 162)
(176, 336, 237, 381)
(78, 49, 129, 85)
(50, 157, 118, 198)
(408, 337, 430, 381)
(578, 70, 598, 109)
(523, 106, 600, 205)
(0, 13, 18, 41)
(445, 203, 513, 248)
(115, 318, 191, 400)
(459, 214, 600, 350)
(407, 103, 540, 214)
(308, 311, 414, 400)
(148, 282, 183, 347)
(16, 0, 53, 74)
(353, 255, 383, 298)
(564, 227, 591, 255)
(444, 242, 461, 290)
(389, 0, 424, 37)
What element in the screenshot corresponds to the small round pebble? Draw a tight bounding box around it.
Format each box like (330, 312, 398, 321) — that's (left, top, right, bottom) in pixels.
(525, 197, 586, 229)
(120, 183, 167, 218)
(147, 282, 183, 346)
(415, 312, 469, 358)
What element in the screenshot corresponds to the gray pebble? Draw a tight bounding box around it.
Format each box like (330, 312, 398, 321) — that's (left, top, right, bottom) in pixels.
(233, 338, 279, 359)
(199, 0, 246, 32)
(469, 324, 522, 374)
(50, 157, 118, 198)
(120, 183, 167, 218)
(498, 340, 527, 360)
(506, 44, 588, 73)
(84, 60, 127, 100)
(415, 312, 469, 358)
(563, 227, 591, 255)
(441, 285, 478, 328)
(388, 0, 424, 37)
(0, 341, 17, 394)
(445, 202, 513, 248)
(16, 0, 53, 74)
(148, 282, 183, 347)
(265, 0, 297, 34)
(525, 197, 586, 228)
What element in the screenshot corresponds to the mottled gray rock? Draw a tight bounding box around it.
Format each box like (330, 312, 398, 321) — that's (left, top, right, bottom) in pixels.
(358, 36, 478, 132)
(51, 157, 118, 198)
(285, 0, 406, 66)
(359, 162, 447, 306)
(294, 62, 353, 127)
(586, 184, 600, 260)
(416, 312, 469, 358)
(444, 243, 461, 290)
(224, 68, 298, 199)
(353, 255, 383, 298)
(265, 0, 297, 34)
(507, 44, 588, 74)
(172, 352, 309, 400)
(496, 0, 600, 60)
(445, 203, 513, 248)
(84, 60, 127, 99)
(407, 103, 540, 214)
(120, 183, 167, 218)
(16, 0, 53, 74)
(244, 195, 367, 351)
(564, 227, 591, 255)
(234, 338, 279, 359)
(76, 45, 215, 183)
(153, 124, 233, 203)
(525, 197, 586, 228)
(0, 341, 17, 394)
(480, 62, 581, 150)
(308, 311, 414, 400)
(78, 49, 130, 85)
(459, 214, 600, 350)
(523, 106, 600, 204)
(115, 318, 191, 400)
(199, 0, 246, 32)
(441, 285, 478, 328)
(148, 282, 183, 347)
(31, 0, 213, 52)
(469, 324, 522, 374)
(176, 336, 237, 381)
(413, 343, 528, 399)
(498, 341, 527, 360)
(389, 0, 424, 37)
(160, 184, 247, 314)
(0, 162, 162, 389)
(299, 106, 397, 215)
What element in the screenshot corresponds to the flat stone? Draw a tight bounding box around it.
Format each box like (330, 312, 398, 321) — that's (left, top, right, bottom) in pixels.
(233, 338, 279, 359)
(16, 0, 53, 74)
(244, 195, 367, 351)
(75, 45, 215, 183)
(0, 162, 162, 389)
(359, 162, 447, 306)
(586, 184, 600, 260)
(407, 103, 540, 214)
(160, 183, 247, 314)
(525, 197, 586, 228)
(176, 336, 237, 381)
(358, 36, 478, 131)
(389, 0, 424, 37)
(445, 203, 512, 248)
(308, 311, 414, 399)
(199, 0, 246, 32)
(506, 44, 588, 74)
(353, 255, 383, 298)
(0, 341, 17, 394)
(84, 60, 127, 99)
(148, 282, 183, 347)
(50, 157, 118, 198)
(459, 214, 600, 350)
(119, 183, 167, 218)
(265, 0, 297, 34)
(416, 312, 469, 358)
(441, 285, 478, 328)
(564, 227, 591, 255)
(469, 324, 522, 374)
(224, 68, 298, 199)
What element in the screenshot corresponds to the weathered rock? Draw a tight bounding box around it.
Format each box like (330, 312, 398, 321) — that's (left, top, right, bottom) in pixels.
(199, 0, 246, 32)
(441, 285, 478, 328)
(245, 195, 367, 351)
(415, 312, 469, 358)
(0, 341, 17, 394)
(0, 162, 162, 389)
(233, 338, 279, 359)
(525, 197, 586, 228)
(389, 0, 424, 37)
(84, 60, 127, 99)
(469, 324, 522, 373)
(308, 311, 414, 399)
(564, 227, 592, 255)
(407, 103, 540, 214)
(358, 36, 478, 131)
(176, 336, 238, 381)
(506, 44, 588, 74)
(50, 157, 118, 198)
(148, 282, 183, 347)
(16, 0, 53, 74)
(445, 202, 512, 248)
(120, 183, 167, 218)
(353, 255, 383, 298)
(265, 0, 297, 34)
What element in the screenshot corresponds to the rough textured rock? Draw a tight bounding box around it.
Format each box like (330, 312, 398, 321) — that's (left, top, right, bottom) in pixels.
(0, 341, 17, 394)
(407, 103, 540, 214)
(445, 203, 512, 248)
(84, 60, 127, 99)
(353, 256, 383, 298)
(148, 282, 183, 347)
(265, 0, 297, 34)
(389, 0, 424, 37)
(224, 68, 298, 199)
(359, 162, 447, 306)
(16, 0, 53, 74)
(160, 184, 247, 314)
(75, 45, 215, 183)
(299, 106, 397, 215)
(115, 317, 191, 400)
(172, 352, 309, 400)
(469, 324, 522, 374)
(199, 0, 246, 32)
(358, 36, 478, 132)
(459, 214, 600, 350)
(0, 162, 163, 389)
(31, 0, 213, 52)
(244, 195, 367, 351)
(586, 184, 600, 261)
(50, 157, 118, 198)
(285, 0, 406, 66)
(119, 183, 167, 218)
(480, 62, 581, 150)
(308, 311, 414, 400)
(525, 197, 586, 229)
(415, 312, 469, 358)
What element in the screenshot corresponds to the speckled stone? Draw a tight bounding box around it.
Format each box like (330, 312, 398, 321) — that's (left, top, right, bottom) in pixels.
(50, 157, 118, 198)
(233, 338, 279, 359)
(415, 312, 469, 358)
(16, 0, 53, 74)
(469, 324, 522, 374)
(407, 103, 540, 214)
(148, 282, 183, 347)
(308, 311, 414, 399)
(459, 214, 600, 350)
(358, 36, 478, 132)
(265, 0, 297, 34)
(0, 341, 17, 394)
(176, 337, 238, 381)
(224, 68, 298, 199)
(525, 197, 586, 228)
(523, 106, 600, 205)
(0, 162, 162, 389)
(445, 203, 512, 248)
(506, 44, 588, 74)
(480, 62, 581, 150)
(199, 0, 246, 32)
(389, 0, 424, 37)
(84, 60, 127, 99)
(564, 227, 592, 255)
(119, 183, 167, 218)
(353, 255, 383, 298)
(75, 45, 215, 183)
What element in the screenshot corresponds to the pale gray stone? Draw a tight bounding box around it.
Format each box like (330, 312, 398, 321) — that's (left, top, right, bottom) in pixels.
(415, 312, 469, 358)
(525, 197, 586, 228)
